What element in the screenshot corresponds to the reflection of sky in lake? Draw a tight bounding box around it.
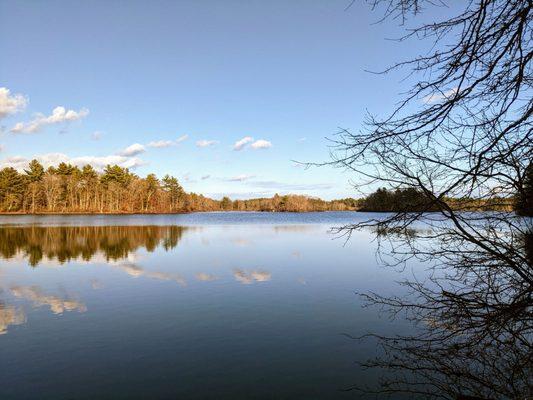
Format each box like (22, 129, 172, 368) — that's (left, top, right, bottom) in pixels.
(0, 213, 420, 399)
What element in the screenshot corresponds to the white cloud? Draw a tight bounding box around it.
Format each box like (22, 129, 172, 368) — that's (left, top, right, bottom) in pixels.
(73, 154, 146, 170)
(196, 139, 218, 148)
(11, 106, 89, 134)
(205, 179, 333, 198)
(0, 87, 27, 119)
(176, 134, 188, 144)
(422, 87, 458, 104)
(232, 137, 272, 151)
(46, 107, 88, 123)
(247, 180, 332, 191)
(250, 139, 272, 150)
(119, 143, 146, 156)
(233, 136, 254, 151)
(203, 191, 272, 200)
(147, 140, 173, 148)
(0, 153, 146, 172)
(146, 134, 188, 148)
(228, 174, 256, 182)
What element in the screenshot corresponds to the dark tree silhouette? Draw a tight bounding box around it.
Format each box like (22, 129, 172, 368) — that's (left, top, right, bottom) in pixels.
(329, 1, 533, 398)
(515, 162, 533, 216)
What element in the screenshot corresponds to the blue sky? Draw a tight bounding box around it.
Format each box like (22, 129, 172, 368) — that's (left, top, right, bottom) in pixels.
(0, 0, 448, 199)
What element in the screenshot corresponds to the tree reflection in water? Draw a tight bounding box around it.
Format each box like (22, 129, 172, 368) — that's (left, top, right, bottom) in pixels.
(343, 221, 532, 399)
(0, 225, 191, 334)
(0, 225, 187, 266)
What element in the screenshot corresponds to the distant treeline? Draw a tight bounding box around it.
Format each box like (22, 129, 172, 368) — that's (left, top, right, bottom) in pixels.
(227, 196, 358, 212)
(358, 187, 520, 213)
(0, 160, 527, 214)
(359, 162, 533, 213)
(0, 160, 358, 213)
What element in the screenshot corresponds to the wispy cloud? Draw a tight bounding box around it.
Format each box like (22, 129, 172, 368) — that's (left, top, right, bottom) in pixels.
(176, 134, 188, 143)
(203, 191, 272, 200)
(233, 136, 254, 151)
(422, 87, 458, 104)
(228, 174, 256, 182)
(146, 134, 188, 148)
(119, 143, 146, 156)
(0, 87, 27, 119)
(245, 180, 332, 191)
(203, 178, 332, 200)
(147, 140, 173, 148)
(11, 106, 89, 134)
(196, 139, 218, 148)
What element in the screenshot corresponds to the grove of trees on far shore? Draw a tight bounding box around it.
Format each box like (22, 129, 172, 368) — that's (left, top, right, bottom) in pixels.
(0, 160, 527, 214)
(0, 160, 357, 213)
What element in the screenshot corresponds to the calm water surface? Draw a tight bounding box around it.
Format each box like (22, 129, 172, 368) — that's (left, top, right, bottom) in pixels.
(0, 212, 414, 399)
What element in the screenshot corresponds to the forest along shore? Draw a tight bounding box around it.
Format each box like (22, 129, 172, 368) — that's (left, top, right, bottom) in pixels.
(0, 160, 514, 214)
(1, 160, 358, 213)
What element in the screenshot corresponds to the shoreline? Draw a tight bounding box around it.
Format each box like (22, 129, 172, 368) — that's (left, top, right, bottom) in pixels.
(0, 210, 359, 216)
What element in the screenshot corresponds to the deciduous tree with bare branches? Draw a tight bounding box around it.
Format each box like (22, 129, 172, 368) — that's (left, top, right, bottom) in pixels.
(329, 1, 532, 398)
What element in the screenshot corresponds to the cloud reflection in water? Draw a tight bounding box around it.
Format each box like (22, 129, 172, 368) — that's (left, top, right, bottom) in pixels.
(114, 262, 187, 287)
(233, 269, 272, 285)
(196, 272, 219, 282)
(0, 304, 26, 335)
(11, 286, 87, 314)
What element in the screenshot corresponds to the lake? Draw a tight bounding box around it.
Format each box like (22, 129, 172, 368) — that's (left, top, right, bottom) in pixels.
(0, 212, 415, 399)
